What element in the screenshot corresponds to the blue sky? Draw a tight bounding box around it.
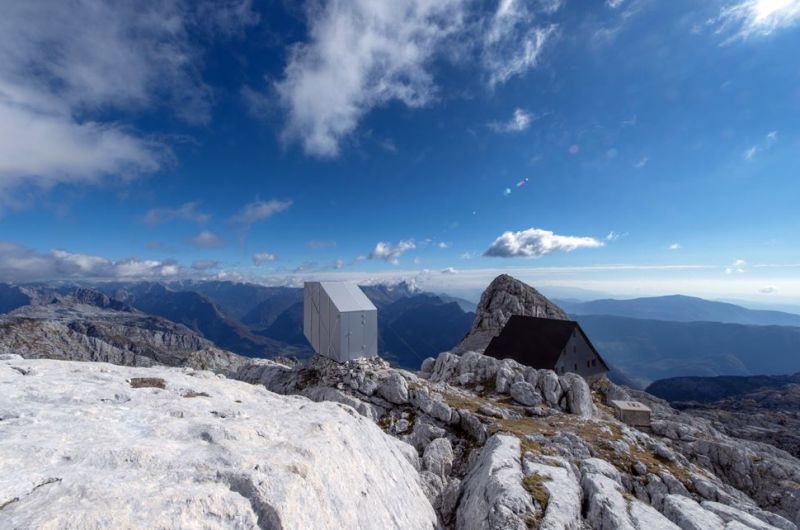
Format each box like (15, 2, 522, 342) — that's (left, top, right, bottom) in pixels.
(1, 0, 799, 303)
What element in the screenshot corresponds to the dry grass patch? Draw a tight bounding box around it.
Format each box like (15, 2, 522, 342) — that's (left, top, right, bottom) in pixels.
(522, 472, 551, 528)
(129, 377, 166, 389)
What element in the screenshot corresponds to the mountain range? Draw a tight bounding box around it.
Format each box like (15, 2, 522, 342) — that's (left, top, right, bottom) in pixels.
(2, 280, 800, 387)
(559, 294, 800, 327)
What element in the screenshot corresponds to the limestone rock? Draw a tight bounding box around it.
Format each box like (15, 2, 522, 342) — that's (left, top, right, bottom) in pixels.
(424, 437, 454, 479)
(582, 473, 637, 530)
(663, 495, 726, 530)
(378, 372, 409, 404)
(453, 274, 568, 354)
(538, 370, 563, 406)
(560, 373, 596, 418)
(510, 381, 543, 406)
(456, 434, 535, 530)
(525, 460, 582, 530)
(0, 358, 437, 530)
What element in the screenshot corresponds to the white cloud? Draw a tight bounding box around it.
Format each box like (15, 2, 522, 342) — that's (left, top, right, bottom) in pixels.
(252, 252, 278, 265)
(716, 0, 800, 41)
(759, 285, 777, 293)
(0, 242, 182, 281)
(143, 202, 210, 225)
(607, 0, 627, 7)
(743, 130, 778, 161)
(273, 0, 467, 157)
(369, 240, 416, 265)
(606, 231, 626, 242)
(725, 258, 747, 274)
(669, 243, 682, 250)
(441, 267, 459, 275)
(269, 0, 559, 156)
(483, 0, 556, 87)
(230, 199, 292, 228)
(191, 260, 219, 271)
(437, 242, 451, 249)
(190, 230, 224, 249)
(489, 108, 535, 133)
(460, 252, 477, 260)
(484, 228, 605, 258)
(634, 156, 649, 169)
(0, 1, 256, 202)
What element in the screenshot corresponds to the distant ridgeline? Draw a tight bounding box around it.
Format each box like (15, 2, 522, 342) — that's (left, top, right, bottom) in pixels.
(646, 372, 800, 403)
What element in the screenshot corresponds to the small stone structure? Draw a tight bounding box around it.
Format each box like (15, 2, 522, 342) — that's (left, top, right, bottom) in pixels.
(610, 400, 652, 427)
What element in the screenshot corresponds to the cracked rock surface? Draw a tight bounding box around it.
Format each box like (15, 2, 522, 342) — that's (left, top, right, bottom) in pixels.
(0, 357, 437, 530)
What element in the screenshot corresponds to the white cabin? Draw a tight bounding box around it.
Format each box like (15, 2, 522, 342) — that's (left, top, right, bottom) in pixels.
(303, 282, 378, 362)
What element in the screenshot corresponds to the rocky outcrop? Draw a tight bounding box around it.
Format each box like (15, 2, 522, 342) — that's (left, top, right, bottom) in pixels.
(453, 274, 568, 353)
(0, 298, 247, 373)
(456, 434, 535, 530)
(0, 357, 437, 529)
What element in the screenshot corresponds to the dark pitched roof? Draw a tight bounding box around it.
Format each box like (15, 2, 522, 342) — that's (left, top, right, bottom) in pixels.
(483, 315, 608, 371)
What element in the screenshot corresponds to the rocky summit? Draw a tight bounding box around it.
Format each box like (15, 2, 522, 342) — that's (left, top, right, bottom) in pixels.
(0, 355, 437, 530)
(452, 274, 568, 354)
(1, 275, 799, 529)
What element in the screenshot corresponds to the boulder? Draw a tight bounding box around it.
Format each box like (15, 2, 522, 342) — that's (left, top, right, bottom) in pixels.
(559, 373, 596, 418)
(510, 381, 543, 407)
(538, 370, 562, 407)
(423, 437, 454, 479)
(378, 372, 409, 404)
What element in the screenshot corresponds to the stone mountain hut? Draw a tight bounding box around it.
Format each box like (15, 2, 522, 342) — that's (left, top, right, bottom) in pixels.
(303, 281, 378, 362)
(483, 315, 609, 380)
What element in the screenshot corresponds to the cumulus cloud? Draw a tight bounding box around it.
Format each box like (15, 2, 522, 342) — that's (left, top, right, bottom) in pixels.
(190, 230, 224, 248)
(483, 0, 557, 87)
(191, 260, 219, 271)
(369, 240, 416, 265)
(230, 199, 292, 228)
(252, 252, 278, 265)
(143, 202, 210, 225)
(268, 0, 558, 157)
(716, 0, 800, 41)
(437, 242, 451, 249)
(0, 242, 182, 282)
(0, 0, 256, 202)
(725, 259, 747, 274)
(441, 267, 458, 275)
(272, 0, 467, 157)
(669, 243, 682, 250)
(489, 108, 535, 133)
(484, 228, 604, 258)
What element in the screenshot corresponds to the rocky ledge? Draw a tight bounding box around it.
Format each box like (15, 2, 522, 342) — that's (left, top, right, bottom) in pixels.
(235, 349, 800, 529)
(0, 355, 437, 530)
